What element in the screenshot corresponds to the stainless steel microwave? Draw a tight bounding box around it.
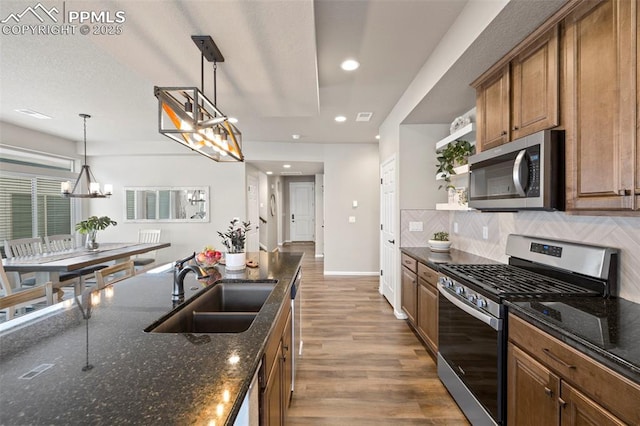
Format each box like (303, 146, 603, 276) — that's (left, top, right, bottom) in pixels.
(468, 130, 564, 211)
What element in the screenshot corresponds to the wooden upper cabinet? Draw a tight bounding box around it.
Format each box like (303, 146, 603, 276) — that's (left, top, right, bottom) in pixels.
(475, 25, 560, 152)
(476, 66, 510, 151)
(563, 0, 637, 211)
(511, 25, 559, 140)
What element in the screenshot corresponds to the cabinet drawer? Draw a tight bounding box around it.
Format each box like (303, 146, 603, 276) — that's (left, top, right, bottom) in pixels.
(509, 314, 640, 425)
(401, 254, 417, 273)
(417, 263, 438, 287)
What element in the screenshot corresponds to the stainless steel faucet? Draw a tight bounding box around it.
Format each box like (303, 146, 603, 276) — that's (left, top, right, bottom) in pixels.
(172, 252, 209, 304)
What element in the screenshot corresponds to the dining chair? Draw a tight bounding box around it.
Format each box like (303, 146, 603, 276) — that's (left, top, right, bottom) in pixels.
(94, 260, 135, 290)
(4, 237, 44, 258)
(44, 234, 110, 293)
(133, 229, 162, 272)
(3, 237, 45, 287)
(0, 263, 59, 320)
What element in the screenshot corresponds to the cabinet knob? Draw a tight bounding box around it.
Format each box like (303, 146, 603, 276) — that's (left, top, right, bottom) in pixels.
(501, 130, 508, 136)
(513, 126, 519, 130)
(544, 387, 553, 397)
(618, 189, 631, 196)
(558, 397, 567, 408)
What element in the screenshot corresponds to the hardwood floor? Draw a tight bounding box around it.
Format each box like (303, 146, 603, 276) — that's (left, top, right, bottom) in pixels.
(281, 243, 468, 425)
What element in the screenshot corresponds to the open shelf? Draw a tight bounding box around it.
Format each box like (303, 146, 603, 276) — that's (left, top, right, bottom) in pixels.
(436, 203, 474, 211)
(435, 123, 476, 152)
(435, 164, 470, 181)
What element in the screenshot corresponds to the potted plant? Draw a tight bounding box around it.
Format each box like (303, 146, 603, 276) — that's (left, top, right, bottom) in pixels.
(75, 215, 117, 250)
(217, 218, 251, 270)
(428, 231, 451, 252)
(436, 139, 475, 191)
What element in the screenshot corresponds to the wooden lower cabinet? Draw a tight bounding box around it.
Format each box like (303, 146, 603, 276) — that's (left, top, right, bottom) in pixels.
(261, 302, 293, 425)
(417, 278, 438, 355)
(561, 382, 626, 426)
(508, 314, 639, 425)
(263, 340, 283, 426)
(401, 266, 417, 324)
(400, 254, 439, 356)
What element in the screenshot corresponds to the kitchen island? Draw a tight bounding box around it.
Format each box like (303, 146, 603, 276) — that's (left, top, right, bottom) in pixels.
(0, 251, 303, 425)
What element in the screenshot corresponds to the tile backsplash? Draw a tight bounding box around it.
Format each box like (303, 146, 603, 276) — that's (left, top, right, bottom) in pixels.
(401, 209, 640, 303)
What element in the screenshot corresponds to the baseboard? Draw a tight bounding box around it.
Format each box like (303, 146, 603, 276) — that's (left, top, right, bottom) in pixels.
(323, 271, 379, 276)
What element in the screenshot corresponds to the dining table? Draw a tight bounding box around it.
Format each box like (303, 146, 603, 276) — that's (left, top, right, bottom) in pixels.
(2, 242, 171, 289)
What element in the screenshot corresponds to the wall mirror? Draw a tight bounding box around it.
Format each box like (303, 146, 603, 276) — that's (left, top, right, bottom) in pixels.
(124, 187, 209, 222)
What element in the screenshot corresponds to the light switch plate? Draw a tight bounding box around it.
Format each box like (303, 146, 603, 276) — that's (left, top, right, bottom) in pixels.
(348, 216, 356, 223)
(482, 226, 489, 240)
(409, 221, 423, 232)
(453, 222, 459, 233)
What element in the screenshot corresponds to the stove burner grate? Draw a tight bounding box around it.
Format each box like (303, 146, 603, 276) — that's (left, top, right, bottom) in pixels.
(441, 264, 600, 297)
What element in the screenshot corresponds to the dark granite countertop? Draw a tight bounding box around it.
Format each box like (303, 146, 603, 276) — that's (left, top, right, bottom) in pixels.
(0, 251, 303, 425)
(507, 297, 640, 383)
(400, 246, 497, 270)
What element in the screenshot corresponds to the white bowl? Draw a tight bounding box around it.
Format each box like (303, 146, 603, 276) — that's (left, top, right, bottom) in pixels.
(428, 239, 452, 252)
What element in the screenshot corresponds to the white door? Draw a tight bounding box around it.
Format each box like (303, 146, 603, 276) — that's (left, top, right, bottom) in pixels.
(290, 182, 315, 241)
(380, 156, 397, 310)
(246, 175, 259, 252)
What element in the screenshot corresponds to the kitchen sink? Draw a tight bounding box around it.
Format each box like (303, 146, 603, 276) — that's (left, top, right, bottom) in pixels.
(145, 281, 277, 334)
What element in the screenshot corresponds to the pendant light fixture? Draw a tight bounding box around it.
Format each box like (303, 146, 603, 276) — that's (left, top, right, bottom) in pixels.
(154, 35, 244, 162)
(61, 114, 112, 198)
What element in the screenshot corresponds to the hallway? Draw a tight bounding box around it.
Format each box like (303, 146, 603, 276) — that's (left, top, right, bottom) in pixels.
(282, 243, 468, 425)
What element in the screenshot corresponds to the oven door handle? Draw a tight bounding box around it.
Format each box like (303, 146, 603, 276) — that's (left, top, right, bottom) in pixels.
(438, 283, 501, 331)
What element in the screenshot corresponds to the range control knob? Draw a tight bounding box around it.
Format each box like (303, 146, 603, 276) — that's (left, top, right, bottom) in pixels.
(467, 294, 477, 304)
(455, 286, 465, 296)
(439, 277, 453, 288)
(476, 298, 487, 309)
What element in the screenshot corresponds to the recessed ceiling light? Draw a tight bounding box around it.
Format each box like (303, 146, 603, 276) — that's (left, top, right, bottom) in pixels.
(292, 134, 301, 140)
(341, 59, 360, 71)
(334, 115, 347, 123)
(266, 171, 273, 175)
(15, 109, 51, 119)
(375, 135, 380, 140)
(283, 164, 292, 169)
(228, 117, 238, 123)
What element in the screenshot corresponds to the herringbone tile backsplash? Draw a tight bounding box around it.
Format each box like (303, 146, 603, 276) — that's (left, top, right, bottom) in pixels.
(401, 210, 640, 303)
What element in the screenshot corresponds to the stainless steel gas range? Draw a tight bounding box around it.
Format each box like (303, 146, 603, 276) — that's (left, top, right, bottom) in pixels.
(437, 234, 618, 426)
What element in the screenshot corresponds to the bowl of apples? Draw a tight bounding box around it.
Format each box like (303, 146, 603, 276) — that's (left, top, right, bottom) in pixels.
(196, 246, 223, 268)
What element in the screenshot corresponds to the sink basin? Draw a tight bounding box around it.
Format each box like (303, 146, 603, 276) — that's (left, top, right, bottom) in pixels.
(145, 281, 277, 334)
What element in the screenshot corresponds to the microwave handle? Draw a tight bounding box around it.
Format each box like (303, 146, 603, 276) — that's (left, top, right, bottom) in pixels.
(512, 149, 530, 197)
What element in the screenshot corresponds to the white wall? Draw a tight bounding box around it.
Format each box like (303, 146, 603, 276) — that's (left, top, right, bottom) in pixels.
(399, 124, 449, 209)
(87, 154, 246, 264)
(323, 144, 380, 274)
(244, 140, 380, 274)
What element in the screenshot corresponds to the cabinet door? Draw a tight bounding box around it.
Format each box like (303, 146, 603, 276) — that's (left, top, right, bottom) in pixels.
(476, 65, 510, 151)
(417, 279, 438, 355)
(563, 0, 637, 211)
(511, 25, 559, 140)
(401, 267, 417, 324)
(282, 310, 293, 408)
(560, 382, 626, 426)
(508, 343, 560, 426)
(263, 341, 283, 426)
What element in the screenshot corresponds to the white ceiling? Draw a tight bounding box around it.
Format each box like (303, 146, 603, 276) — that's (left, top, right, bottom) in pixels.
(0, 0, 567, 176)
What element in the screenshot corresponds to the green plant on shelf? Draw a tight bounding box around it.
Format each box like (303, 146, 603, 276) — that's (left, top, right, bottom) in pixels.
(436, 139, 475, 190)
